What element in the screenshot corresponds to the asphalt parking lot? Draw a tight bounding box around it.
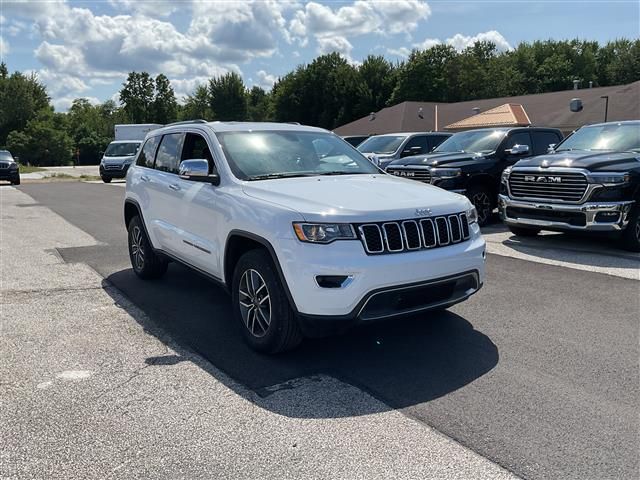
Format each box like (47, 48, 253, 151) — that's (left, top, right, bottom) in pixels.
(3, 181, 639, 479)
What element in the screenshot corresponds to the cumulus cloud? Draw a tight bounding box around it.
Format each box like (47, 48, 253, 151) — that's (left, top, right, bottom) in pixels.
(255, 70, 277, 90)
(317, 35, 354, 61)
(108, 0, 184, 18)
(446, 30, 512, 52)
(0, 36, 9, 56)
(387, 47, 411, 58)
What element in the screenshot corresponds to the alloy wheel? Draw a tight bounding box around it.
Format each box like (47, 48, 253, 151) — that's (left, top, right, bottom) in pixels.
(238, 269, 271, 338)
(130, 226, 145, 271)
(472, 192, 492, 225)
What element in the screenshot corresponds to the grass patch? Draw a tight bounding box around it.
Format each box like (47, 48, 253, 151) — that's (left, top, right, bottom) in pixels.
(79, 175, 102, 181)
(18, 164, 45, 173)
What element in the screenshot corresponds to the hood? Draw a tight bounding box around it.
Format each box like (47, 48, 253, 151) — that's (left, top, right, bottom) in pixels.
(242, 174, 471, 223)
(387, 151, 494, 169)
(514, 150, 640, 172)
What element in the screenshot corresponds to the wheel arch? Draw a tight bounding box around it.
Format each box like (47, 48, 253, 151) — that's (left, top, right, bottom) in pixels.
(124, 199, 142, 231)
(466, 174, 499, 206)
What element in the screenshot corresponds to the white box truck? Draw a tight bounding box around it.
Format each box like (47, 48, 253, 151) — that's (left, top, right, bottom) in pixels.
(114, 124, 162, 141)
(100, 124, 162, 183)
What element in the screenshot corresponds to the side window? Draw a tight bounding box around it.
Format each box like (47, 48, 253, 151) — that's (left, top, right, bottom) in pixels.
(428, 135, 449, 151)
(504, 132, 532, 155)
(403, 135, 429, 156)
(182, 133, 214, 172)
(532, 131, 562, 155)
(155, 133, 184, 174)
(136, 136, 160, 168)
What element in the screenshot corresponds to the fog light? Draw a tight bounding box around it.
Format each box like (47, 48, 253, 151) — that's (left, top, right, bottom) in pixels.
(595, 211, 620, 223)
(316, 275, 351, 288)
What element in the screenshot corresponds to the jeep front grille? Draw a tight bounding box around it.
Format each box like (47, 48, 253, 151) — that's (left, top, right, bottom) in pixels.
(357, 213, 470, 254)
(386, 167, 431, 183)
(508, 171, 588, 202)
(0, 162, 9, 169)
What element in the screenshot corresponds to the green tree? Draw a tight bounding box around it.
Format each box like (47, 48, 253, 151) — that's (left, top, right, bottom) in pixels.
(209, 72, 247, 121)
(152, 74, 177, 124)
(180, 84, 213, 120)
(246, 86, 272, 121)
(119, 72, 155, 123)
(6, 110, 73, 166)
(357, 55, 397, 113)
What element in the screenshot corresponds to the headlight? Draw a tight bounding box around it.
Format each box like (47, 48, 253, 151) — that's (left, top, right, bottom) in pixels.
(588, 172, 630, 184)
(466, 206, 478, 225)
(501, 166, 512, 184)
(430, 168, 461, 179)
(9, 163, 18, 170)
(293, 223, 356, 244)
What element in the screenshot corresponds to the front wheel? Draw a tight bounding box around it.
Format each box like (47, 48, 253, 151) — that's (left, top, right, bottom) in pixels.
(101, 176, 112, 183)
(232, 249, 302, 354)
(620, 206, 640, 252)
(467, 186, 493, 227)
(127, 216, 168, 279)
(11, 177, 20, 186)
(508, 226, 541, 237)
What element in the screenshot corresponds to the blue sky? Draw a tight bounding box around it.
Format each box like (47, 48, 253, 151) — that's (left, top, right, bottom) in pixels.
(1, 1, 638, 110)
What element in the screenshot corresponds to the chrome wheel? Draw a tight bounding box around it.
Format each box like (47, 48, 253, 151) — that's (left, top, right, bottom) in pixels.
(471, 191, 492, 225)
(130, 225, 145, 271)
(238, 269, 271, 338)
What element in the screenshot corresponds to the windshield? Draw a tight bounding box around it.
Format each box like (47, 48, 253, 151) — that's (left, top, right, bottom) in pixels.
(357, 135, 406, 154)
(555, 123, 640, 152)
(434, 130, 507, 154)
(0, 151, 14, 161)
(104, 142, 141, 157)
(217, 131, 380, 180)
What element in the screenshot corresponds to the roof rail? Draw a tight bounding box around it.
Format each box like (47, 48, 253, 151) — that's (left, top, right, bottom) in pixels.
(164, 119, 209, 127)
(287, 122, 301, 125)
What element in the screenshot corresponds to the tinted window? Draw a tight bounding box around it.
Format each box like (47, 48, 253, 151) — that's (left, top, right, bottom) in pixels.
(504, 132, 532, 154)
(182, 133, 214, 171)
(555, 123, 640, 152)
(357, 135, 406, 154)
(434, 130, 507, 154)
(403, 135, 429, 155)
(136, 136, 160, 168)
(532, 131, 562, 155)
(428, 135, 450, 151)
(155, 133, 184, 174)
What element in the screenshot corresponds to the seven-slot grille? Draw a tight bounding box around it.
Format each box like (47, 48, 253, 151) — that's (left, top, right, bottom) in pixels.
(357, 213, 470, 254)
(386, 167, 431, 183)
(0, 162, 9, 169)
(508, 171, 588, 202)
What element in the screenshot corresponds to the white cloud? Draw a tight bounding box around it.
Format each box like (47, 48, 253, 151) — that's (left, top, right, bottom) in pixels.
(255, 70, 277, 90)
(413, 38, 440, 51)
(387, 47, 411, 58)
(0, 36, 9, 56)
(446, 30, 512, 52)
(108, 0, 183, 18)
(317, 35, 354, 61)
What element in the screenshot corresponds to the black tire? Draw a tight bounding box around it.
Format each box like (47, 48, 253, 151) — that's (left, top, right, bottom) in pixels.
(11, 177, 20, 186)
(102, 176, 112, 183)
(467, 185, 493, 227)
(508, 225, 541, 237)
(232, 249, 302, 354)
(127, 215, 168, 279)
(620, 205, 640, 252)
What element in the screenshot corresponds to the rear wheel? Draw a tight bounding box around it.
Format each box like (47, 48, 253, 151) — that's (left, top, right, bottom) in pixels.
(101, 176, 112, 183)
(467, 186, 493, 227)
(620, 206, 640, 252)
(232, 249, 302, 354)
(508, 226, 541, 237)
(127, 215, 168, 279)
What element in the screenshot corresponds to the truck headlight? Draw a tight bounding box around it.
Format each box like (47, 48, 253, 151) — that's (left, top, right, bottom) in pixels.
(501, 166, 512, 184)
(466, 206, 479, 225)
(588, 172, 630, 184)
(293, 223, 356, 244)
(430, 168, 461, 179)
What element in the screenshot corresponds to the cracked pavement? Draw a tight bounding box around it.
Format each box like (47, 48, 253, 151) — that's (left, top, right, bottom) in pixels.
(0, 186, 519, 478)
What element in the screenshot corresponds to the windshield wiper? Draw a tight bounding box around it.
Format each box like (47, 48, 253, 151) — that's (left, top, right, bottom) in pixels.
(315, 171, 362, 176)
(247, 172, 316, 181)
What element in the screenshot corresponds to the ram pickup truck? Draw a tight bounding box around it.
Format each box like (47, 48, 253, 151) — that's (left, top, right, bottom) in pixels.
(499, 121, 640, 251)
(386, 127, 563, 226)
(357, 132, 452, 169)
(124, 121, 486, 353)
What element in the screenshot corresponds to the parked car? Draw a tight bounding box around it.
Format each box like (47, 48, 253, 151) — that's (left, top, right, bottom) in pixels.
(124, 121, 486, 353)
(499, 120, 640, 251)
(0, 150, 20, 185)
(386, 127, 563, 226)
(99, 140, 142, 183)
(341, 135, 370, 147)
(357, 132, 452, 169)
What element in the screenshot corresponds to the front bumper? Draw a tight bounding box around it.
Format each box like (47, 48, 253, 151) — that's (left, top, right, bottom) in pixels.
(276, 227, 486, 330)
(498, 194, 634, 232)
(100, 163, 130, 178)
(0, 169, 19, 181)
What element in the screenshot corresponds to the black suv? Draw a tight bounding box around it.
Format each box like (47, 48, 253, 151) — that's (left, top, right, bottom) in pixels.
(499, 121, 640, 251)
(0, 150, 20, 185)
(386, 127, 563, 225)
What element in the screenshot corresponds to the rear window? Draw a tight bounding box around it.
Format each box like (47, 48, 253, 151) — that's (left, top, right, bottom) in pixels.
(155, 133, 184, 174)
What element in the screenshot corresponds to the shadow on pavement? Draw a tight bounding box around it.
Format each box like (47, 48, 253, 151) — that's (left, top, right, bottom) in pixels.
(102, 263, 499, 418)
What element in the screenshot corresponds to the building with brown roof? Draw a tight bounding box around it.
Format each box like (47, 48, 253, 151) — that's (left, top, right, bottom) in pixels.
(445, 103, 531, 130)
(334, 81, 639, 137)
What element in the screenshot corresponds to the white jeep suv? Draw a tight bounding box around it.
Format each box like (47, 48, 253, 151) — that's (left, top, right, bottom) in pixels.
(124, 121, 486, 353)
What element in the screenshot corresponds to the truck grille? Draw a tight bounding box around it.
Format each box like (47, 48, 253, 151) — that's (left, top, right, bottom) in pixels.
(357, 213, 470, 254)
(386, 167, 431, 183)
(104, 164, 124, 171)
(508, 171, 588, 202)
(0, 162, 9, 169)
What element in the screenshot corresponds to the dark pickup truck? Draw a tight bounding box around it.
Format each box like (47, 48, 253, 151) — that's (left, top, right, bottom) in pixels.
(386, 127, 563, 225)
(499, 121, 640, 251)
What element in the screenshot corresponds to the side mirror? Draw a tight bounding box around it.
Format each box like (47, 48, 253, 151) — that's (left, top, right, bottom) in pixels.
(401, 146, 422, 158)
(179, 159, 220, 186)
(506, 144, 530, 156)
(547, 143, 556, 153)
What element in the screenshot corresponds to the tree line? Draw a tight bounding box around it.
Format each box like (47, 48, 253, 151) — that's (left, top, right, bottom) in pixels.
(1, 38, 638, 165)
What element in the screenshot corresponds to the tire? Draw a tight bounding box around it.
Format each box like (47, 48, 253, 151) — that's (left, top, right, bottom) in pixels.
(467, 185, 493, 227)
(102, 176, 112, 183)
(508, 226, 541, 237)
(620, 205, 640, 252)
(127, 215, 168, 279)
(232, 249, 302, 354)
(11, 177, 20, 186)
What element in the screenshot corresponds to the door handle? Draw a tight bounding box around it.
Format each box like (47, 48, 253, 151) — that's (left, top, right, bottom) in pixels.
(140, 175, 150, 182)
(168, 183, 181, 191)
